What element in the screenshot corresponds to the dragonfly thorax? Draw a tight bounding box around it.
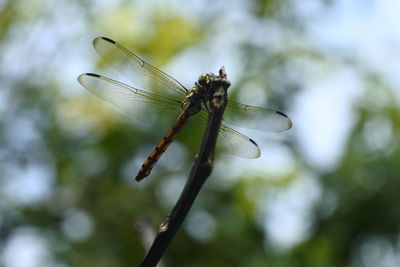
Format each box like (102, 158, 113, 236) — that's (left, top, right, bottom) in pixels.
(181, 86, 207, 116)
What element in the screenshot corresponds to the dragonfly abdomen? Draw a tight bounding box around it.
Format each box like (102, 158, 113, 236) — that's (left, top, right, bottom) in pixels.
(135, 113, 189, 181)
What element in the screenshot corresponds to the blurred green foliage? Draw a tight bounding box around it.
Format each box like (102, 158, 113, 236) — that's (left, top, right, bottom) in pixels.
(1, 0, 399, 267)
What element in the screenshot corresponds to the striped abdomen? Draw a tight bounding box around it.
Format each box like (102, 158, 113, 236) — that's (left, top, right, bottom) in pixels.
(135, 113, 189, 181)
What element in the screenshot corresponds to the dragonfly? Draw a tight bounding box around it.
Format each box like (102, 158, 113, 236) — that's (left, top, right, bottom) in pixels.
(78, 37, 292, 181)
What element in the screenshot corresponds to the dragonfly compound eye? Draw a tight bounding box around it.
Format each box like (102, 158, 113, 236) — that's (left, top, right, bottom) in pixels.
(197, 74, 209, 86)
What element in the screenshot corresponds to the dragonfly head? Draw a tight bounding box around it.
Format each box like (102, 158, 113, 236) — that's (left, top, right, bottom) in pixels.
(196, 71, 231, 110)
(197, 72, 230, 89)
(198, 73, 215, 87)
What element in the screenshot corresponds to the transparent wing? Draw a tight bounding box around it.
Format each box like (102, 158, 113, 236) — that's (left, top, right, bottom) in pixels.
(78, 73, 181, 122)
(93, 37, 187, 100)
(218, 124, 261, 158)
(198, 112, 260, 158)
(224, 100, 292, 132)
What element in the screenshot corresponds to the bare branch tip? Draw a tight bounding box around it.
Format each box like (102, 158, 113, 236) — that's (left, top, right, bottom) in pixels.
(218, 66, 226, 78)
